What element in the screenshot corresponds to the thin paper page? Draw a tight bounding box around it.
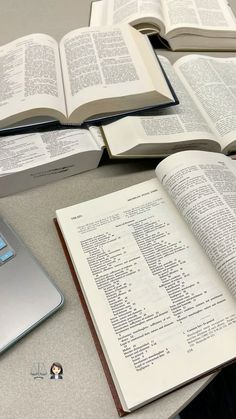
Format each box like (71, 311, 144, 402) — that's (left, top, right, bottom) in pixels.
(56, 178, 236, 410)
(59, 25, 157, 118)
(0, 34, 66, 124)
(164, 0, 236, 33)
(88, 125, 106, 148)
(174, 55, 236, 154)
(102, 56, 219, 156)
(156, 150, 236, 297)
(102, 0, 165, 33)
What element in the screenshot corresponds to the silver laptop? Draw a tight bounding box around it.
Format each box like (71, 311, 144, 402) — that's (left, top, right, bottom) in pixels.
(0, 217, 64, 353)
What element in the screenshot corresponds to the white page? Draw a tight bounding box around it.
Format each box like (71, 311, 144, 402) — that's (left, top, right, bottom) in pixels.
(101, 0, 165, 34)
(156, 150, 236, 297)
(174, 55, 236, 154)
(56, 177, 236, 411)
(0, 34, 66, 125)
(90, 1, 104, 26)
(59, 25, 173, 122)
(164, 0, 236, 34)
(102, 56, 219, 156)
(88, 125, 106, 148)
(60, 25, 165, 119)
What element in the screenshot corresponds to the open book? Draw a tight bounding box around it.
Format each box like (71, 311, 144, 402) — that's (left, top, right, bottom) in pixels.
(0, 24, 177, 132)
(100, 54, 236, 157)
(0, 127, 104, 197)
(90, 0, 236, 51)
(56, 150, 236, 415)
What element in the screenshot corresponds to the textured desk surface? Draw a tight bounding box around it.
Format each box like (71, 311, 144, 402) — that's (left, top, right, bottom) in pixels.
(0, 1, 235, 418)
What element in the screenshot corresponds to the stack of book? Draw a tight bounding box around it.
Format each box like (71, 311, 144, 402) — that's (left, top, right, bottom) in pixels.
(0, 23, 178, 195)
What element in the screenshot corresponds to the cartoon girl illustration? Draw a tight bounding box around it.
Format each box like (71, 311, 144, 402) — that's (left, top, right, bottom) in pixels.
(50, 362, 63, 379)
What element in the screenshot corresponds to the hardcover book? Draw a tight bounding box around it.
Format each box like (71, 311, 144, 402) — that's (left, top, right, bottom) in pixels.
(0, 24, 177, 134)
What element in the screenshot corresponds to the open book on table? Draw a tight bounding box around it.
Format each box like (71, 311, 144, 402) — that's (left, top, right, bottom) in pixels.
(99, 53, 236, 158)
(90, 0, 236, 51)
(56, 149, 236, 415)
(0, 126, 104, 197)
(0, 24, 177, 133)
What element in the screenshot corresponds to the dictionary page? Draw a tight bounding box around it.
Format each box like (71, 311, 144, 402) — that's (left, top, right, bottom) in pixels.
(56, 176, 236, 412)
(174, 55, 236, 154)
(156, 150, 236, 297)
(99, 0, 165, 35)
(163, 0, 236, 36)
(59, 24, 174, 124)
(102, 56, 220, 157)
(0, 34, 67, 128)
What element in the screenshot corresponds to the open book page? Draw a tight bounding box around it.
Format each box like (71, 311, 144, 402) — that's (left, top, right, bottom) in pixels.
(90, 1, 104, 26)
(88, 125, 106, 149)
(102, 56, 220, 157)
(163, 0, 236, 35)
(56, 177, 236, 411)
(174, 55, 236, 154)
(156, 150, 236, 297)
(0, 34, 66, 128)
(99, 0, 165, 35)
(59, 25, 173, 123)
(0, 129, 101, 174)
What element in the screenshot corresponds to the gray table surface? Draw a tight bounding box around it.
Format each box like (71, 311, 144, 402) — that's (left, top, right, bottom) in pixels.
(0, 1, 235, 418)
